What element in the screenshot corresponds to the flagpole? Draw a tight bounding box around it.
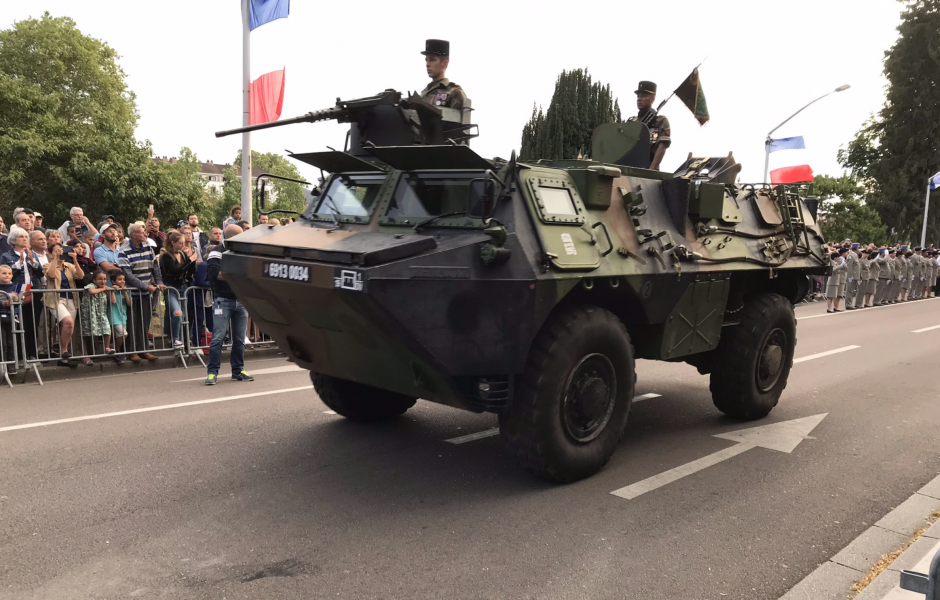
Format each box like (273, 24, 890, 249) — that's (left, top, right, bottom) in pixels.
(241, 0, 253, 225)
(921, 182, 931, 248)
(763, 84, 850, 184)
(763, 138, 771, 185)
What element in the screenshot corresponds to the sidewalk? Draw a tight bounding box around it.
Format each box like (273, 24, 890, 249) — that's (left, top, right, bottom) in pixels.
(779, 474, 940, 600)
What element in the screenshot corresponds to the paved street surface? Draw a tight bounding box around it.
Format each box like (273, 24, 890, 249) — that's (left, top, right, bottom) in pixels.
(2, 299, 940, 600)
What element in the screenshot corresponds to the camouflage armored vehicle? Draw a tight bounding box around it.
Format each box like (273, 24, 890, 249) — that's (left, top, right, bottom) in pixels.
(215, 89, 829, 482)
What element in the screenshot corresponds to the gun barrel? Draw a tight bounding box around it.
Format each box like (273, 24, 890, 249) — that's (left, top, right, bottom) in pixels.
(214, 107, 347, 138)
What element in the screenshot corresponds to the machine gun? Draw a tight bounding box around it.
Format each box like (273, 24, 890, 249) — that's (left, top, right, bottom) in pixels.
(215, 89, 477, 156)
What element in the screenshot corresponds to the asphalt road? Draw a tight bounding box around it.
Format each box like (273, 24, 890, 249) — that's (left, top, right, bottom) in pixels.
(2, 299, 940, 600)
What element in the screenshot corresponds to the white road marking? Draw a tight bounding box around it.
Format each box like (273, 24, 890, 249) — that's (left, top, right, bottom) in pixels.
(912, 324, 940, 333)
(445, 428, 500, 444)
(611, 414, 828, 500)
(445, 393, 663, 445)
(0, 386, 314, 433)
(612, 443, 756, 500)
(173, 364, 303, 382)
(793, 345, 860, 364)
(323, 410, 336, 415)
(797, 296, 939, 320)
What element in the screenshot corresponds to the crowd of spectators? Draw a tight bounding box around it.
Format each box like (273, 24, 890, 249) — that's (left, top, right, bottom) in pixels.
(0, 204, 286, 372)
(807, 239, 940, 312)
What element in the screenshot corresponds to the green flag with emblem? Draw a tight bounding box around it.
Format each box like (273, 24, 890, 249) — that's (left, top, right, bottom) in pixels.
(674, 68, 709, 125)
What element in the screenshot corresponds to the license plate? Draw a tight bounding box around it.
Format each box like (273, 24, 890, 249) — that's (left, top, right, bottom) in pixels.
(263, 262, 310, 283)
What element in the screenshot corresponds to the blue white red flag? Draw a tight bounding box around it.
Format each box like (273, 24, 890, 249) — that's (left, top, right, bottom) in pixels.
(929, 171, 940, 190)
(249, 0, 290, 31)
(768, 136, 806, 153)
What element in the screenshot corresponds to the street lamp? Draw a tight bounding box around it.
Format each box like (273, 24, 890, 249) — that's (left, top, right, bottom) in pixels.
(763, 84, 851, 184)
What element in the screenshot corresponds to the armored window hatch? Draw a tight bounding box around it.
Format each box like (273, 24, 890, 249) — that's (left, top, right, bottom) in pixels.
(365, 145, 493, 171)
(289, 151, 384, 173)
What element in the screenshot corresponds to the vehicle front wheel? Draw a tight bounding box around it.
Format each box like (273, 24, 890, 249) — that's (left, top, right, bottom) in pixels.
(312, 373, 416, 422)
(499, 305, 635, 483)
(709, 293, 796, 420)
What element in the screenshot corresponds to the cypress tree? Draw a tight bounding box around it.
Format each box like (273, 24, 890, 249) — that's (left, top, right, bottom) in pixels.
(518, 68, 623, 161)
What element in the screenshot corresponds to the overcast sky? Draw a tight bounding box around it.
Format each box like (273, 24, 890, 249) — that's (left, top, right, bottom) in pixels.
(3, 1, 904, 184)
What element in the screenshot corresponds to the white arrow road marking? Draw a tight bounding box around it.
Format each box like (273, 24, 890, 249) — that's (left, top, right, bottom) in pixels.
(446, 428, 500, 444)
(444, 393, 664, 445)
(793, 346, 860, 364)
(912, 324, 940, 333)
(610, 413, 828, 500)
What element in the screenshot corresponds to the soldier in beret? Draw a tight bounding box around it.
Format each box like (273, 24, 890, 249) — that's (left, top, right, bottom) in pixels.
(845, 243, 861, 310)
(627, 81, 671, 171)
(855, 247, 870, 309)
(864, 250, 880, 308)
(420, 39, 468, 112)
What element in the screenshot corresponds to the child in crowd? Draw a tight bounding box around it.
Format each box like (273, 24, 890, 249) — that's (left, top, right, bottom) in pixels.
(109, 272, 131, 364)
(80, 269, 112, 365)
(0, 264, 18, 369)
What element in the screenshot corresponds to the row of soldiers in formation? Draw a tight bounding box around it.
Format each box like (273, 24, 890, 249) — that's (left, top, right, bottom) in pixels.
(825, 245, 939, 313)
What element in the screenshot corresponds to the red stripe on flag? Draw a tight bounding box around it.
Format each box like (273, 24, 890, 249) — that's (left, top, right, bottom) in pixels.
(249, 68, 285, 126)
(770, 165, 813, 184)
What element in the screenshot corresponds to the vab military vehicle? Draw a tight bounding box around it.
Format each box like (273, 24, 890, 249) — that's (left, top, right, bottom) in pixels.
(215, 88, 829, 482)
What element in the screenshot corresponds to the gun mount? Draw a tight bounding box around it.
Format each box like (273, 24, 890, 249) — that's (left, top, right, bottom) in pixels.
(214, 89, 476, 157)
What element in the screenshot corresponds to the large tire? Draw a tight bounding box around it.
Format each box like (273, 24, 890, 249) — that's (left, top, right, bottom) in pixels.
(499, 305, 635, 483)
(311, 373, 416, 422)
(709, 293, 796, 420)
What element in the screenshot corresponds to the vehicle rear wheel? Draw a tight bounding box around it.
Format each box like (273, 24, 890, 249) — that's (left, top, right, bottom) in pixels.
(499, 305, 635, 483)
(709, 293, 796, 420)
(311, 373, 416, 422)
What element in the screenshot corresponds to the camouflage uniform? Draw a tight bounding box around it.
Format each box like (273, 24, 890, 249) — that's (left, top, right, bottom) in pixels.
(628, 114, 671, 164)
(420, 78, 467, 111)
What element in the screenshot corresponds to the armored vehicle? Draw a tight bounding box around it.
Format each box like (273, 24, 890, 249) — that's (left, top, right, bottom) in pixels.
(215, 89, 829, 482)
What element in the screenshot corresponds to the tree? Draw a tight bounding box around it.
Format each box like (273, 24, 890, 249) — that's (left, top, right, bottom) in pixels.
(839, 0, 940, 243)
(813, 173, 889, 244)
(0, 13, 161, 225)
(235, 150, 306, 213)
(519, 69, 622, 161)
(152, 147, 209, 227)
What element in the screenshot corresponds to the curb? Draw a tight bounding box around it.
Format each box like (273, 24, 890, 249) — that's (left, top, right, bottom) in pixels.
(779, 473, 940, 600)
(5, 347, 284, 385)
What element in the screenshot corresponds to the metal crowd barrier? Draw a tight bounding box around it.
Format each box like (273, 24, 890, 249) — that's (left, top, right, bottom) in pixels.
(0, 290, 23, 387)
(181, 286, 275, 368)
(3, 283, 278, 386)
(19, 286, 189, 384)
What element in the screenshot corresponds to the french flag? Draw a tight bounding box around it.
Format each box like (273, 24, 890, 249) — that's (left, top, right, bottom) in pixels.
(767, 136, 813, 184)
(248, 0, 289, 126)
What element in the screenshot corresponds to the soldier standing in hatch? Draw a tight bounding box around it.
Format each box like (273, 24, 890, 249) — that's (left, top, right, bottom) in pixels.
(420, 39, 467, 111)
(627, 81, 671, 171)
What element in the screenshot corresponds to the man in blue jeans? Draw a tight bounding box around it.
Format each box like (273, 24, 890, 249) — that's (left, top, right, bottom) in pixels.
(205, 224, 254, 385)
